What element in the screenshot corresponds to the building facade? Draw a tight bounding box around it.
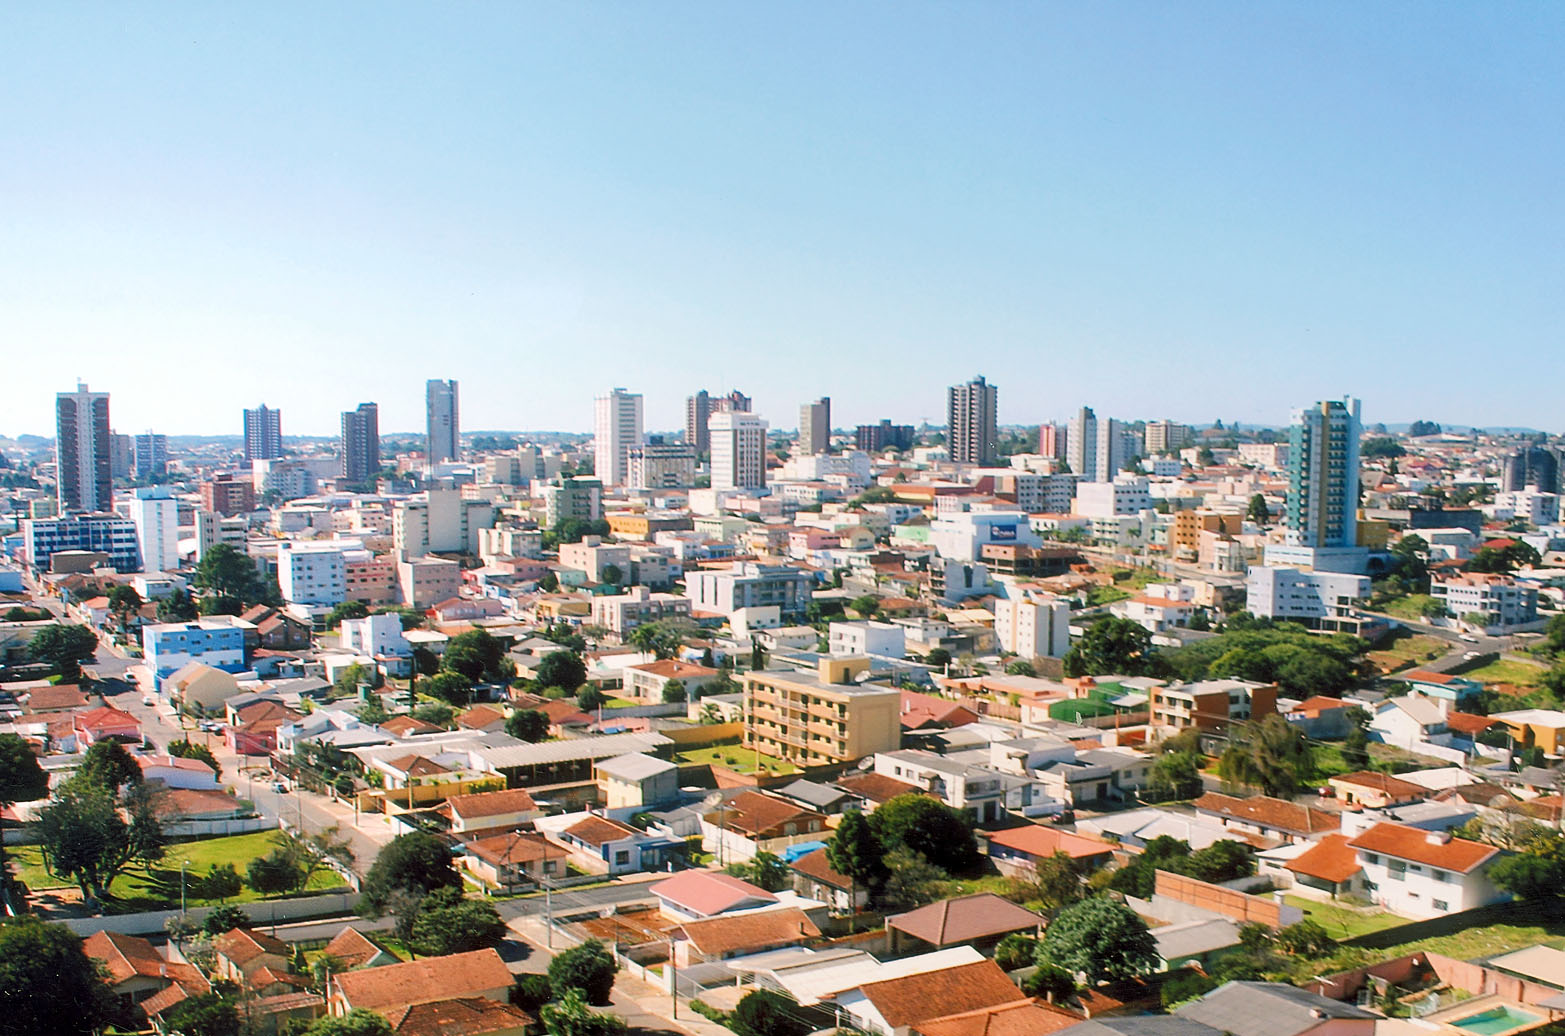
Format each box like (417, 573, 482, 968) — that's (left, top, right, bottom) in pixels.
(594, 387, 644, 487)
(947, 376, 998, 466)
(799, 397, 831, 455)
(340, 402, 381, 482)
(709, 411, 768, 490)
(130, 487, 179, 575)
(56, 382, 112, 512)
(744, 658, 902, 767)
(425, 378, 460, 465)
(23, 514, 140, 572)
(243, 404, 283, 462)
(1286, 396, 1361, 549)
(993, 592, 1070, 658)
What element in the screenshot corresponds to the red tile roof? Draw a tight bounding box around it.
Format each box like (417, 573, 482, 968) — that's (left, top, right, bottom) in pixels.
(835, 772, 922, 804)
(629, 659, 718, 679)
(1329, 771, 1425, 798)
(859, 960, 1028, 1028)
(1285, 833, 1362, 884)
(1445, 712, 1500, 736)
(1193, 792, 1339, 836)
(888, 894, 1042, 946)
(563, 814, 639, 847)
(678, 907, 820, 957)
(214, 927, 288, 967)
(323, 927, 389, 970)
(913, 1000, 1084, 1036)
(335, 948, 514, 1013)
(706, 791, 824, 839)
(447, 787, 538, 820)
(984, 824, 1116, 861)
(84, 930, 168, 985)
(789, 848, 854, 891)
(457, 705, 506, 729)
(155, 788, 246, 820)
(73, 705, 141, 734)
(1346, 822, 1497, 873)
(465, 831, 560, 866)
(388, 996, 536, 1036)
(379, 715, 445, 736)
(383, 754, 451, 776)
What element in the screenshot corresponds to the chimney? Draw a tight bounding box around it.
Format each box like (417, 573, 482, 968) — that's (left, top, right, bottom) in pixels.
(1427, 829, 1452, 845)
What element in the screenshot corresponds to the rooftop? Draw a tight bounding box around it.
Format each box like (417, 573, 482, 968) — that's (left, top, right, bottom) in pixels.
(887, 893, 1042, 947)
(335, 948, 514, 1012)
(858, 959, 1030, 1028)
(1345, 821, 1497, 873)
(678, 907, 821, 957)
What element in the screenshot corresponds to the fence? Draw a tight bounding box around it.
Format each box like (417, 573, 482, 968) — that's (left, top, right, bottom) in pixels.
(58, 890, 361, 937)
(1152, 870, 1302, 928)
(162, 816, 276, 839)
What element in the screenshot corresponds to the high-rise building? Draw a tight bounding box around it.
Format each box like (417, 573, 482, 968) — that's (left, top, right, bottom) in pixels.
(1285, 396, 1362, 550)
(425, 379, 460, 465)
(594, 388, 644, 487)
(132, 432, 168, 480)
(947, 376, 998, 466)
(130, 486, 179, 574)
(1067, 406, 1131, 481)
(1502, 446, 1560, 494)
(340, 403, 381, 483)
(1038, 423, 1064, 460)
(715, 389, 752, 414)
(109, 433, 133, 481)
(710, 411, 768, 490)
(799, 398, 831, 455)
(243, 404, 283, 462)
(1144, 420, 1192, 455)
(55, 382, 112, 512)
(685, 390, 711, 457)
(629, 439, 697, 489)
(855, 420, 916, 453)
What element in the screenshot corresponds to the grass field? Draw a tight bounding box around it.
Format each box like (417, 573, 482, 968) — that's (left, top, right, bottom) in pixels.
(1309, 741, 1446, 781)
(1284, 897, 1411, 940)
(1366, 632, 1448, 673)
(675, 744, 799, 775)
(1456, 658, 1550, 688)
(11, 830, 346, 912)
(1382, 595, 1441, 621)
(1282, 920, 1565, 983)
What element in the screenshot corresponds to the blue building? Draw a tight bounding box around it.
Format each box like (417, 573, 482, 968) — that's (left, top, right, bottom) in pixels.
(142, 617, 251, 690)
(23, 513, 140, 572)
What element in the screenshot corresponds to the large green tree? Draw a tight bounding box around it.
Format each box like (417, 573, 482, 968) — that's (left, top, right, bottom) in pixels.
(78, 740, 142, 790)
(541, 988, 627, 1036)
(506, 708, 550, 742)
(1063, 617, 1159, 678)
(161, 991, 241, 1036)
(443, 629, 508, 683)
(407, 886, 508, 955)
(359, 831, 461, 918)
(731, 990, 810, 1036)
(106, 584, 143, 632)
(27, 624, 99, 682)
(0, 917, 119, 1035)
(1037, 897, 1158, 984)
(0, 733, 48, 913)
(32, 777, 165, 905)
(536, 650, 588, 693)
(548, 938, 618, 1004)
(868, 794, 979, 874)
(303, 1010, 395, 1036)
(1219, 713, 1314, 798)
(826, 809, 888, 900)
(191, 543, 269, 607)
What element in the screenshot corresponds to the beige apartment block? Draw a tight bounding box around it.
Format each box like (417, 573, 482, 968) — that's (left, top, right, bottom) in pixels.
(743, 657, 900, 767)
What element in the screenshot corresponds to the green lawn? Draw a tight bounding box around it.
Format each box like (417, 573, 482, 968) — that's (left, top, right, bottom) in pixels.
(1284, 897, 1410, 940)
(1086, 586, 1131, 607)
(1282, 920, 1565, 983)
(11, 830, 347, 912)
(675, 744, 799, 775)
(1456, 658, 1549, 688)
(605, 697, 640, 708)
(1366, 632, 1448, 673)
(1382, 595, 1440, 621)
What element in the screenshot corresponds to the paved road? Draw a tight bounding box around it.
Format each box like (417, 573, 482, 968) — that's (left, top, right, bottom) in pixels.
(496, 877, 664, 920)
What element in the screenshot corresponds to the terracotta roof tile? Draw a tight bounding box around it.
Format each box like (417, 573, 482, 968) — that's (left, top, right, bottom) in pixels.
(789, 848, 853, 891)
(836, 773, 922, 804)
(678, 907, 820, 957)
(380, 716, 445, 736)
(983, 825, 1116, 861)
(457, 705, 506, 729)
(83, 930, 166, 985)
(650, 870, 777, 917)
(384, 754, 451, 776)
(1330, 771, 1425, 797)
(629, 659, 718, 679)
(1346, 821, 1497, 873)
(1285, 833, 1361, 884)
(563, 814, 639, 847)
(465, 831, 560, 866)
(705, 790, 824, 839)
(388, 996, 536, 1036)
(214, 927, 289, 966)
(887, 894, 1042, 946)
(335, 948, 514, 1012)
(447, 787, 538, 820)
(1193, 792, 1338, 836)
(913, 999, 1083, 1036)
(323, 927, 389, 969)
(859, 960, 1028, 1027)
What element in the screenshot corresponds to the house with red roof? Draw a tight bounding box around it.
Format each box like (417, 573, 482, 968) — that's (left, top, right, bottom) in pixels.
(73, 705, 142, 745)
(84, 930, 210, 1011)
(1282, 833, 1365, 901)
(624, 658, 721, 702)
(1345, 821, 1503, 919)
(982, 824, 1117, 876)
(650, 869, 778, 922)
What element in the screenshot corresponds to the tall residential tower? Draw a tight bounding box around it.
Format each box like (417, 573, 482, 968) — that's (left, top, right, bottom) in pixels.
(1285, 396, 1362, 550)
(340, 402, 381, 483)
(594, 388, 644, 487)
(947, 376, 998, 466)
(425, 379, 460, 465)
(55, 382, 112, 512)
(799, 397, 831, 455)
(243, 404, 283, 461)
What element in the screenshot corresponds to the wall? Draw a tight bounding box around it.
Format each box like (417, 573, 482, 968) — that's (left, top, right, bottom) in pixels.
(59, 891, 360, 937)
(1153, 870, 1303, 928)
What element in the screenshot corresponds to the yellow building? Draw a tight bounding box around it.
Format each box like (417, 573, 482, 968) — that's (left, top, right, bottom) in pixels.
(1491, 709, 1565, 756)
(743, 658, 901, 767)
(1171, 510, 1242, 557)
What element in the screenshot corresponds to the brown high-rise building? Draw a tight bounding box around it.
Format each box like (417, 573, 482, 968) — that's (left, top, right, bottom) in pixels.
(341, 402, 380, 483)
(56, 382, 112, 512)
(947, 375, 998, 466)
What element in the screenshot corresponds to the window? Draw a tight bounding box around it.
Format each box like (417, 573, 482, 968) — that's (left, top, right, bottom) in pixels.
(1433, 870, 1449, 883)
(1434, 899, 1450, 911)
(615, 851, 630, 866)
(1388, 861, 1407, 879)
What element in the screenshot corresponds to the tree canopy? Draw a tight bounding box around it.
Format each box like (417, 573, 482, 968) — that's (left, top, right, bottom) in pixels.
(191, 543, 271, 607)
(731, 990, 811, 1036)
(1063, 617, 1160, 678)
(506, 708, 550, 742)
(1220, 713, 1314, 798)
(536, 650, 588, 692)
(33, 777, 165, 905)
(868, 794, 979, 874)
(1037, 897, 1159, 984)
(407, 886, 508, 956)
(548, 938, 618, 1004)
(443, 628, 509, 683)
(27, 624, 99, 682)
(826, 809, 888, 894)
(359, 831, 462, 918)
(0, 917, 119, 1035)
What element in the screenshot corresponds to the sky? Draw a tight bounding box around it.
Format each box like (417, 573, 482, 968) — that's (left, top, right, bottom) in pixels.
(4, 3, 1563, 438)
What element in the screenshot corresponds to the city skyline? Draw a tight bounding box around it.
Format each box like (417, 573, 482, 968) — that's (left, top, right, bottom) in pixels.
(5, 5, 1565, 435)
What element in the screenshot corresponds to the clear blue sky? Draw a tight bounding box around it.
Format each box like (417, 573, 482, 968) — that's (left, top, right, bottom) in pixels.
(4, 3, 1562, 437)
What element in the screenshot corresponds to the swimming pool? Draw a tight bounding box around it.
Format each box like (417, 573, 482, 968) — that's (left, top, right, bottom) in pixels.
(1446, 1005, 1541, 1035)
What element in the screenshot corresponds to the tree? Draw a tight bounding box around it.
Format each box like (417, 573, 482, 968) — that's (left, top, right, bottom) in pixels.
(201, 863, 243, 903)
(412, 702, 455, 727)
(512, 972, 556, 1014)
(538, 571, 560, 593)
(1013, 851, 1083, 915)
(869, 794, 979, 874)
(827, 809, 888, 900)
(1021, 962, 1078, 1003)
(27, 624, 99, 682)
(1004, 659, 1037, 677)
(0, 916, 118, 1035)
(878, 848, 945, 910)
(730, 990, 810, 1036)
(106, 584, 143, 632)
(1149, 750, 1203, 801)
(994, 932, 1040, 971)
(577, 685, 606, 711)
(408, 886, 507, 955)
(506, 709, 550, 742)
(192, 543, 267, 606)
(924, 647, 952, 668)
(32, 776, 164, 905)
(1037, 897, 1158, 985)
(599, 563, 623, 586)
(161, 992, 241, 1036)
(661, 678, 687, 704)
(1342, 706, 1371, 770)
(167, 738, 222, 779)
(0, 733, 47, 913)
(304, 1009, 395, 1036)
(1161, 970, 1217, 1010)
(536, 650, 588, 692)
(1246, 493, 1270, 523)
(727, 851, 788, 892)
(425, 671, 475, 706)
(628, 621, 683, 660)
(326, 601, 370, 627)
(444, 629, 507, 683)
(202, 903, 247, 935)
(1220, 713, 1314, 798)
(273, 827, 356, 889)
(157, 586, 199, 622)
(541, 988, 627, 1036)
(1063, 617, 1158, 678)
(360, 831, 461, 918)
(548, 938, 618, 1004)
(849, 594, 880, 617)
(248, 850, 305, 897)
(79, 740, 142, 790)
(1276, 919, 1337, 957)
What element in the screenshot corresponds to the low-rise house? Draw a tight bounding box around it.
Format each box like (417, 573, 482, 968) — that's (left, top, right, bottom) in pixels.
(624, 658, 721, 703)
(773, 778, 854, 816)
(554, 813, 679, 875)
(213, 927, 290, 986)
(21, 684, 92, 713)
(73, 705, 141, 745)
(789, 847, 871, 914)
(1174, 980, 1377, 1036)
(322, 927, 397, 970)
(839, 959, 1030, 1036)
(836, 772, 922, 812)
(885, 893, 1042, 955)
(331, 949, 515, 1019)
(702, 790, 829, 862)
(445, 787, 541, 834)
(913, 1001, 1082, 1036)
(1149, 679, 1277, 734)
(1397, 669, 1483, 714)
(1191, 792, 1337, 845)
(595, 752, 681, 810)
(156, 787, 251, 826)
(1328, 771, 1426, 810)
(651, 869, 778, 922)
(84, 930, 209, 1011)
(1491, 709, 1565, 757)
(982, 824, 1116, 877)
(456, 704, 508, 734)
(1150, 917, 1243, 972)
(379, 715, 445, 738)
(165, 662, 245, 716)
(1345, 821, 1504, 919)
(673, 906, 821, 966)
(462, 831, 564, 891)
(1369, 696, 1450, 752)
(227, 698, 304, 756)
(385, 997, 534, 1036)
(1282, 833, 1364, 900)
(135, 753, 219, 789)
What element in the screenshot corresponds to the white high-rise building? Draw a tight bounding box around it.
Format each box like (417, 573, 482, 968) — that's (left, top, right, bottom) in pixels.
(277, 543, 347, 607)
(425, 379, 460, 465)
(1285, 397, 1361, 550)
(130, 487, 179, 574)
(710, 411, 768, 490)
(1067, 406, 1132, 482)
(594, 388, 644, 487)
(994, 592, 1071, 658)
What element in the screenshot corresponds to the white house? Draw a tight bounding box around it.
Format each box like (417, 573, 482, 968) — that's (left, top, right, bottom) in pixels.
(339, 613, 410, 660)
(828, 621, 906, 659)
(1343, 820, 1503, 919)
(1370, 697, 1450, 752)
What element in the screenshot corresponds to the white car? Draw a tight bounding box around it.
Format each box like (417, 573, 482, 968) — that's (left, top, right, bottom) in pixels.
(141, 695, 154, 706)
